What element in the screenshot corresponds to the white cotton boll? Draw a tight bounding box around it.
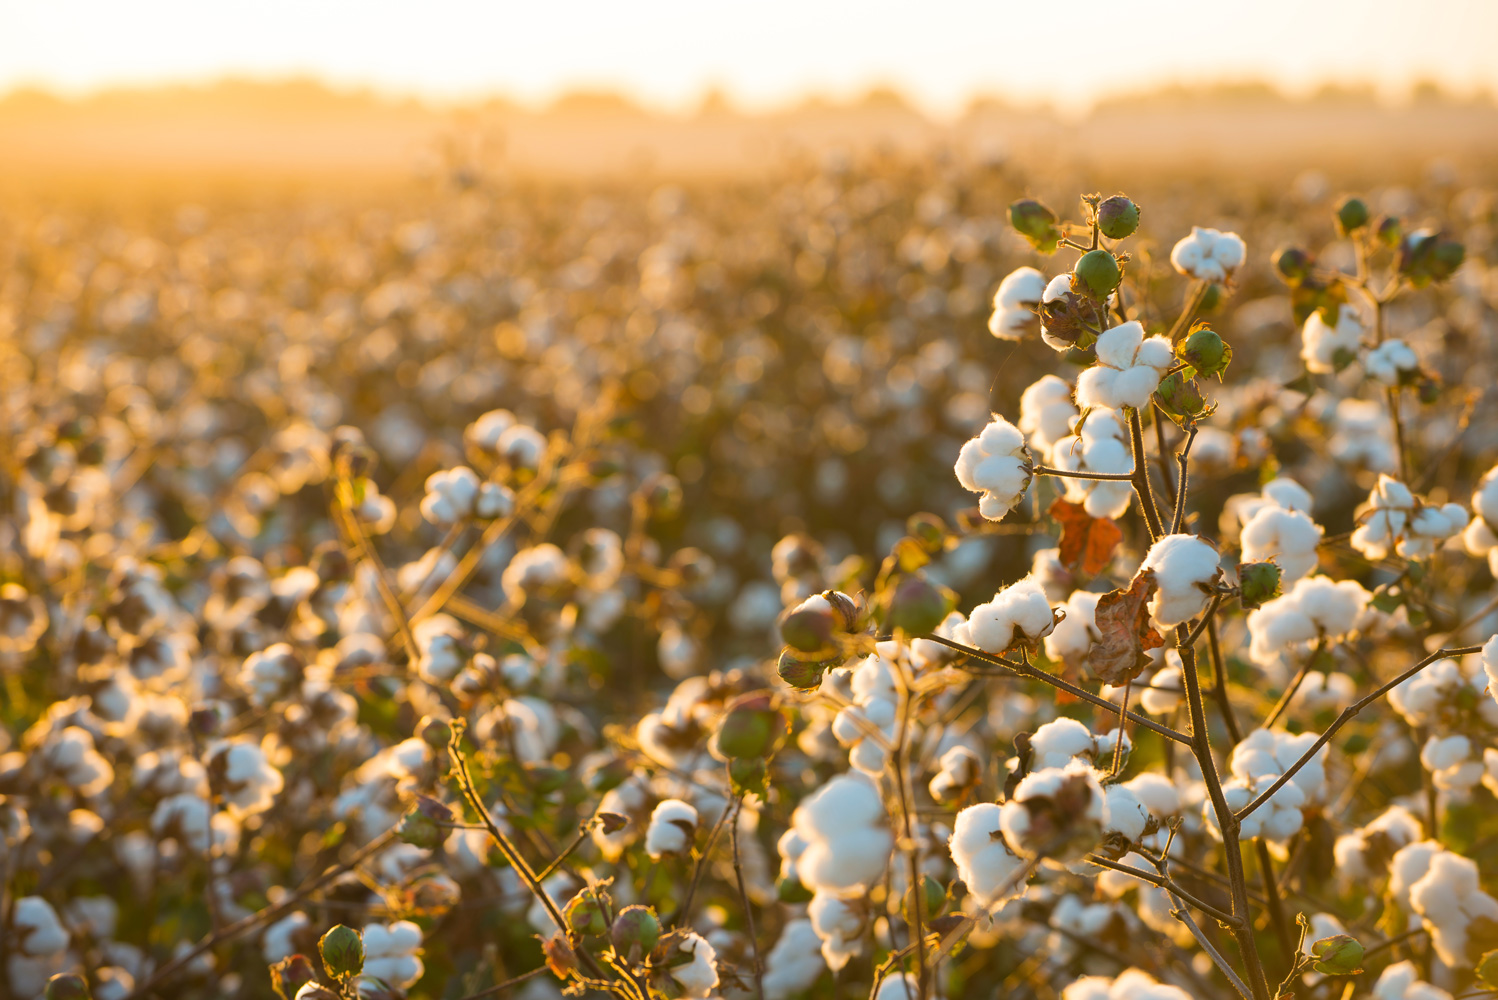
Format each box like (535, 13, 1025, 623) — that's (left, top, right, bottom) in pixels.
(1291, 672, 1357, 716)
(1122, 773, 1181, 818)
(239, 642, 303, 708)
(413, 613, 465, 684)
(1019, 375, 1080, 455)
(1404, 502, 1469, 560)
(671, 932, 719, 998)
(1247, 575, 1372, 667)
(263, 912, 311, 963)
(500, 543, 569, 605)
(808, 892, 866, 971)
(1239, 505, 1323, 583)
(645, 798, 699, 857)
(12, 896, 69, 955)
(1140, 663, 1183, 715)
(1189, 426, 1235, 473)
(209, 739, 283, 816)
(910, 611, 971, 670)
(150, 793, 214, 852)
(1050, 407, 1134, 520)
(1170, 227, 1247, 283)
(1262, 477, 1315, 513)
(1139, 534, 1221, 626)
(1044, 591, 1100, 668)
(1366, 338, 1421, 386)
(419, 466, 480, 525)
(593, 778, 647, 859)
(1301, 304, 1366, 373)
(1063, 968, 1192, 1000)
(1351, 475, 1413, 561)
(1330, 398, 1397, 472)
(496, 424, 546, 470)
(465, 409, 516, 451)
(1229, 728, 1327, 802)
(474, 482, 515, 519)
(657, 622, 700, 680)
(989, 267, 1047, 340)
(1102, 784, 1149, 842)
(362, 920, 425, 991)
(929, 745, 981, 802)
(1420, 735, 1483, 792)
(874, 973, 921, 1000)
(954, 415, 1033, 522)
(42, 726, 114, 797)
(1030, 548, 1073, 603)
(792, 773, 892, 896)
(761, 918, 825, 999)
(950, 803, 1028, 911)
(1389, 841, 1443, 911)
(1000, 762, 1105, 862)
(969, 576, 1056, 653)
(1389, 656, 1491, 728)
(1409, 850, 1498, 968)
(1030, 718, 1098, 770)
(1372, 960, 1453, 1000)
(1484, 636, 1498, 710)
(1075, 322, 1174, 411)
(1334, 805, 1424, 881)
(1464, 466, 1498, 558)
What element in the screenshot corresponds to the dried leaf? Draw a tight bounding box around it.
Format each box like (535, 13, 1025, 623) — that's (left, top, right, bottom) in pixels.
(1050, 498, 1123, 577)
(542, 932, 579, 979)
(1089, 570, 1165, 685)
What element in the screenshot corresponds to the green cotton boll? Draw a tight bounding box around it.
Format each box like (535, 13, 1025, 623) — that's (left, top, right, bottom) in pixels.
(1310, 934, 1364, 975)
(1334, 196, 1369, 235)
(1237, 560, 1282, 610)
(1177, 325, 1232, 380)
(319, 925, 364, 979)
(1074, 249, 1122, 298)
(1096, 195, 1140, 239)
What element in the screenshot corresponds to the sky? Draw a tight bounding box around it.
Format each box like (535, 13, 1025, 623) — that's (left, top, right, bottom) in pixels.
(2, 0, 1496, 114)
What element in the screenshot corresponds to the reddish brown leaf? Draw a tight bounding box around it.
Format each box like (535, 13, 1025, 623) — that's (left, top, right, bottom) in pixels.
(1089, 570, 1165, 685)
(1050, 498, 1123, 577)
(542, 932, 578, 979)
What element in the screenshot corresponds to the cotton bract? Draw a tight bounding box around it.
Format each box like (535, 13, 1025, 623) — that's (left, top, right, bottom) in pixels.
(1075, 322, 1174, 411)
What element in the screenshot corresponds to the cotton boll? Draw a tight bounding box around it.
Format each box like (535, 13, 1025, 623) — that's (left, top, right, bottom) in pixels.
(1000, 762, 1106, 863)
(1463, 466, 1498, 560)
(761, 918, 825, 999)
(874, 973, 921, 1000)
(1366, 338, 1421, 386)
(645, 798, 698, 857)
(1371, 960, 1453, 1000)
(1139, 662, 1183, 715)
(207, 739, 283, 817)
(791, 773, 892, 897)
(1121, 773, 1181, 819)
(1102, 783, 1149, 844)
(1170, 227, 1247, 283)
(807, 892, 867, 971)
(1247, 575, 1372, 667)
(671, 932, 719, 998)
(1019, 375, 1079, 455)
(1290, 671, 1356, 716)
(969, 576, 1057, 653)
(465, 409, 516, 452)
(1409, 850, 1498, 968)
(263, 911, 311, 963)
(1044, 591, 1100, 669)
(362, 921, 424, 991)
(1075, 322, 1174, 411)
(1029, 718, 1099, 770)
(1389, 841, 1443, 912)
(949, 803, 1028, 911)
(1389, 656, 1495, 729)
(419, 466, 481, 525)
(1239, 505, 1323, 583)
(1301, 304, 1366, 373)
(954, 415, 1033, 522)
(1420, 735, 1483, 792)
(1484, 635, 1498, 711)
(1333, 805, 1423, 881)
(1330, 398, 1397, 473)
(500, 544, 570, 605)
(929, 745, 981, 803)
(1062, 968, 1193, 1000)
(413, 614, 466, 684)
(239, 642, 304, 708)
(1139, 534, 1221, 626)
(1049, 407, 1134, 519)
(989, 267, 1047, 340)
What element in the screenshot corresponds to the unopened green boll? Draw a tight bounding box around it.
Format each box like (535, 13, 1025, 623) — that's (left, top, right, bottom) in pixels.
(1096, 195, 1140, 239)
(1075, 249, 1122, 297)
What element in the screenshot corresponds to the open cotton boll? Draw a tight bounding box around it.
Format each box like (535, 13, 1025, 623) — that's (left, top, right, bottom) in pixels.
(1028, 718, 1127, 771)
(419, 466, 480, 525)
(761, 918, 825, 1000)
(1240, 504, 1323, 583)
(1390, 840, 1444, 912)
(1366, 338, 1421, 386)
(929, 745, 981, 803)
(1139, 534, 1221, 626)
(1000, 761, 1106, 863)
(1420, 735, 1483, 792)
(1247, 575, 1372, 667)
(1485, 636, 1498, 710)
(969, 576, 1057, 653)
(1230, 728, 1327, 803)
(1290, 671, 1357, 716)
(208, 739, 283, 817)
(644, 798, 699, 857)
(671, 932, 720, 999)
(1019, 374, 1080, 455)
(1371, 960, 1454, 1000)
(1208, 773, 1305, 844)
(989, 267, 1047, 340)
(1075, 322, 1174, 411)
(1463, 465, 1498, 568)
(412, 613, 466, 684)
(361, 920, 424, 991)
(1139, 660, 1184, 715)
(950, 803, 1028, 911)
(1389, 656, 1498, 730)
(874, 973, 922, 1000)
(464, 408, 515, 452)
(1043, 590, 1101, 669)
(500, 543, 569, 605)
(1301, 303, 1367, 373)
(791, 772, 893, 896)
(1049, 408, 1135, 519)
(1062, 968, 1193, 1000)
(1169, 226, 1247, 283)
(808, 892, 868, 971)
(1122, 772, 1181, 818)
(1333, 805, 1424, 881)
(1330, 398, 1398, 472)
(1409, 850, 1498, 968)
(954, 415, 1033, 522)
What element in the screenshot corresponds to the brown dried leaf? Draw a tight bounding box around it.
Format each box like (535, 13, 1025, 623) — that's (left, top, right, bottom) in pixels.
(1050, 498, 1123, 577)
(1089, 570, 1165, 685)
